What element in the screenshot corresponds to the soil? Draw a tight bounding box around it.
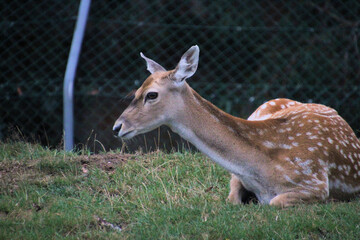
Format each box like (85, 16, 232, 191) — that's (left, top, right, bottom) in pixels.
(77, 153, 138, 172)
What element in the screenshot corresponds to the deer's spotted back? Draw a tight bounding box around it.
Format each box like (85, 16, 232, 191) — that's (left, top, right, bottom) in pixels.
(250, 99, 360, 199)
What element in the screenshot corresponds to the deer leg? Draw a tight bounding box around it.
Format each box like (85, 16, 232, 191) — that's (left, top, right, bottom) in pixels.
(269, 189, 327, 208)
(227, 174, 245, 204)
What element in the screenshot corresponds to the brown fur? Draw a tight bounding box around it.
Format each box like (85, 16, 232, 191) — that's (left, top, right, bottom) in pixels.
(114, 47, 360, 207)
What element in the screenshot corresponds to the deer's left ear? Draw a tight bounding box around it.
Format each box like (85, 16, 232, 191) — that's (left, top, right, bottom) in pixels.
(140, 52, 166, 74)
(173, 45, 199, 83)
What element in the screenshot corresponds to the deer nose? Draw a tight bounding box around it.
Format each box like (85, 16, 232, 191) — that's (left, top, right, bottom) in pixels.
(113, 124, 122, 136)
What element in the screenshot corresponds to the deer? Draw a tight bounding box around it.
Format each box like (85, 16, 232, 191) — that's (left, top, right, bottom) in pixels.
(113, 45, 360, 207)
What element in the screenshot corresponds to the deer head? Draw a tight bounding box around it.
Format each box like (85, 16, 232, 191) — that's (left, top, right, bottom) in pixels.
(113, 45, 200, 139)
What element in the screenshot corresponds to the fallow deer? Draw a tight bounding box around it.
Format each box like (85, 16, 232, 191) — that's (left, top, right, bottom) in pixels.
(113, 46, 360, 207)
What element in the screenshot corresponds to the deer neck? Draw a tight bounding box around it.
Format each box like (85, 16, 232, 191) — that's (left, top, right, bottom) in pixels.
(167, 85, 270, 178)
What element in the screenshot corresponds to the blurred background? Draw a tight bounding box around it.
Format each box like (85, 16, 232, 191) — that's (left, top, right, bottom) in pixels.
(1, 0, 360, 152)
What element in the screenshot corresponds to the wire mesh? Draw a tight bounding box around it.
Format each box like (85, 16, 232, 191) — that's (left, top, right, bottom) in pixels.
(1, 1, 360, 152)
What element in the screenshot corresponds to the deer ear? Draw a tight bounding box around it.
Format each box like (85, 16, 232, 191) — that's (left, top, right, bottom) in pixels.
(173, 45, 199, 83)
(140, 52, 166, 74)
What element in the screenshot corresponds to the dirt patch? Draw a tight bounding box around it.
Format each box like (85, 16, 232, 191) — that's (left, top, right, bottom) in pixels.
(0, 150, 157, 190)
(0, 162, 32, 192)
(77, 153, 139, 172)
(77, 151, 164, 173)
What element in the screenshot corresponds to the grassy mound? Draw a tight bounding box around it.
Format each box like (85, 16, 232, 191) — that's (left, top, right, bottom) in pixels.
(1, 142, 359, 239)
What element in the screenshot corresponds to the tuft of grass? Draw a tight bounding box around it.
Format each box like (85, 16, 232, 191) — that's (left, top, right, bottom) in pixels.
(1, 141, 360, 239)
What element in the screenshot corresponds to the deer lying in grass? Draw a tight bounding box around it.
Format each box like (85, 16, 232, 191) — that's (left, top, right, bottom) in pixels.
(113, 46, 360, 207)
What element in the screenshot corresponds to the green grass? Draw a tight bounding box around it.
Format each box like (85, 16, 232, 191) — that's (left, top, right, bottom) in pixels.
(1, 141, 360, 239)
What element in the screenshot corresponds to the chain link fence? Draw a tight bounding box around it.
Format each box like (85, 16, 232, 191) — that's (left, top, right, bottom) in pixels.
(1, 1, 360, 152)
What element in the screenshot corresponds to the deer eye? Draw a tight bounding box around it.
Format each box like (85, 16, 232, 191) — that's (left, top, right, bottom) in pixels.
(146, 92, 158, 101)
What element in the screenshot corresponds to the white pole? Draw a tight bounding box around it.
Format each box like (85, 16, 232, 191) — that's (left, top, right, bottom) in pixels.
(63, 0, 91, 151)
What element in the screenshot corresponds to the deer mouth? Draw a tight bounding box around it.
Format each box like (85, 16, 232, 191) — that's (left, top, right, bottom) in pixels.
(120, 130, 136, 139)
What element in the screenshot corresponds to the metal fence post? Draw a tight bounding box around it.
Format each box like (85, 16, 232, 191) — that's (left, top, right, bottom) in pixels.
(63, 0, 91, 151)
